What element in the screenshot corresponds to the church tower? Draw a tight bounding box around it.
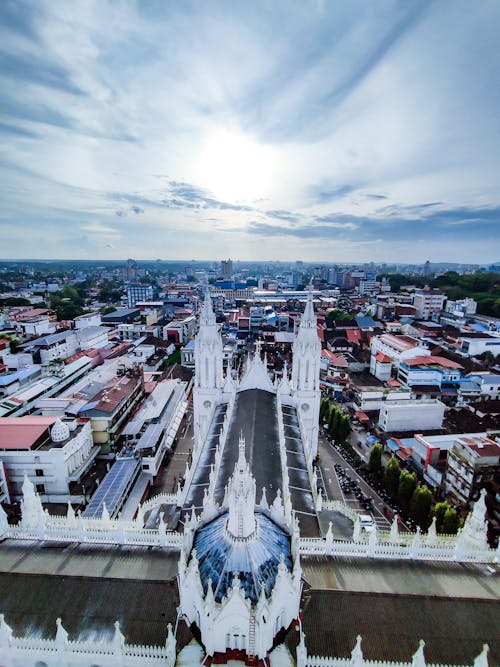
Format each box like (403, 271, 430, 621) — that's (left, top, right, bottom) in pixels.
(291, 292, 321, 460)
(193, 291, 224, 447)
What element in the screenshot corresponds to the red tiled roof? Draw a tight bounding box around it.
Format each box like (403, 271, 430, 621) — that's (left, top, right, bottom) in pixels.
(0, 416, 56, 450)
(375, 351, 393, 363)
(322, 350, 349, 368)
(404, 356, 463, 370)
(16, 308, 51, 320)
(346, 329, 361, 344)
(317, 326, 325, 342)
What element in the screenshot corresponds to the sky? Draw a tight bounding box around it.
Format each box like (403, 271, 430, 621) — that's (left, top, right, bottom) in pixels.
(0, 0, 499, 264)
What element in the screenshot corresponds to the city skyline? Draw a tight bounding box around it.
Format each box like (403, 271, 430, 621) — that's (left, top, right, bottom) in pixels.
(1, 1, 500, 262)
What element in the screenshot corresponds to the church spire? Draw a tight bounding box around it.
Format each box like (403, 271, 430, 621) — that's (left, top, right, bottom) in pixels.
(200, 288, 216, 327)
(226, 434, 256, 539)
(300, 290, 316, 329)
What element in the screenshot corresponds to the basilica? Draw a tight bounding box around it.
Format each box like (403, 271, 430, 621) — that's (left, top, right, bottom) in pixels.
(0, 292, 498, 667)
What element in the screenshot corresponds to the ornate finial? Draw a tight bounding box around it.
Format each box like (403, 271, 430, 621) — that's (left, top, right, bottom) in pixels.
(238, 432, 246, 465)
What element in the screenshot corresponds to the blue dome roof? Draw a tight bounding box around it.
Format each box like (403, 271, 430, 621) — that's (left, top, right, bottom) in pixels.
(192, 512, 292, 605)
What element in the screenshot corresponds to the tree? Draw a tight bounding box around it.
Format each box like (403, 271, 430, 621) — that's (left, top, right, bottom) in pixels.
(369, 443, 383, 477)
(397, 469, 417, 509)
(433, 501, 449, 533)
(338, 414, 351, 444)
(319, 398, 330, 423)
(410, 485, 433, 529)
(442, 508, 460, 535)
(384, 456, 401, 498)
(328, 407, 340, 439)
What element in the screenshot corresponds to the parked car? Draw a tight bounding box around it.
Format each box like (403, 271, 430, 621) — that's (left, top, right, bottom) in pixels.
(359, 514, 376, 532)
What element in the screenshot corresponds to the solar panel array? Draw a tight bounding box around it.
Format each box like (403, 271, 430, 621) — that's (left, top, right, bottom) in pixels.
(83, 456, 140, 519)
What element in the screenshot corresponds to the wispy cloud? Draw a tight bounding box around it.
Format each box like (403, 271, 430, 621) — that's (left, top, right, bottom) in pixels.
(0, 0, 499, 262)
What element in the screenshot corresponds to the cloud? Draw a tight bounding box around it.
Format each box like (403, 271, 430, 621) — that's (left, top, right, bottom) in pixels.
(0, 0, 499, 262)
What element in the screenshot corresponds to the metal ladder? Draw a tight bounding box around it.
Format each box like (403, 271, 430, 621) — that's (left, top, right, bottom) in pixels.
(248, 613, 256, 661)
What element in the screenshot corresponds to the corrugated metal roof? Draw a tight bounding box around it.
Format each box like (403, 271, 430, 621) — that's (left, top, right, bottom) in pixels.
(290, 589, 499, 664)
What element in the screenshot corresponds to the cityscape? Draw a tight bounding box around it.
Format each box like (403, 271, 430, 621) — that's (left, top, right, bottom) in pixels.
(1, 2, 500, 667)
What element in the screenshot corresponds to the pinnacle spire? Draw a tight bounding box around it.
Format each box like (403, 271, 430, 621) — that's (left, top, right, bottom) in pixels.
(300, 290, 316, 329)
(200, 289, 216, 326)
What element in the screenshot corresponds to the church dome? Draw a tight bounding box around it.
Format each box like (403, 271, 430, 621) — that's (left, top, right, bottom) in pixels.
(51, 418, 70, 443)
(192, 511, 292, 605)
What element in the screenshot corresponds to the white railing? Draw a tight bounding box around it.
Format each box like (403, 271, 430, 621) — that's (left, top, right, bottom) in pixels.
(141, 493, 178, 512)
(0, 512, 182, 549)
(0, 615, 176, 667)
(298, 632, 490, 667)
(299, 531, 499, 564)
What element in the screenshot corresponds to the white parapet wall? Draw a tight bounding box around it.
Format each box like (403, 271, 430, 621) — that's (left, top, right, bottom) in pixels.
(0, 615, 176, 667)
(297, 631, 491, 667)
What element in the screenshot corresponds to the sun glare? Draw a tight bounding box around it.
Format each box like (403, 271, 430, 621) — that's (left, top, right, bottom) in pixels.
(196, 129, 274, 203)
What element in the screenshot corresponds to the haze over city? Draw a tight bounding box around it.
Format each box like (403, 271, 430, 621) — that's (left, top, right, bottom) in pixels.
(1, 0, 499, 262)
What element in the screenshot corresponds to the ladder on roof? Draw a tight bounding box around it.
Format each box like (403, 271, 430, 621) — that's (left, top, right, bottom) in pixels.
(248, 613, 256, 661)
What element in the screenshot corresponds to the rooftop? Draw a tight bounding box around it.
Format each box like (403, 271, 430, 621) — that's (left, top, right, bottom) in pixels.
(193, 511, 292, 605)
(0, 415, 56, 450)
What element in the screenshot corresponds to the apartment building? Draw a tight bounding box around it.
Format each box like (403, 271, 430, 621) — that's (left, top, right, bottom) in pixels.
(413, 289, 446, 319)
(445, 434, 500, 507)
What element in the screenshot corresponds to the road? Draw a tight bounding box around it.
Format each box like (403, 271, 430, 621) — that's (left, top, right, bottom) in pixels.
(317, 432, 393, 531)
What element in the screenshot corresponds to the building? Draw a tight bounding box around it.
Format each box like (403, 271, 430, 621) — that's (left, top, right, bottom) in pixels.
(74, 312, 102, 329)
(370, 333, 430, 371)
(220, 258, 233, 278)
(121, 379, 188, 476)
(458, 334, 500, 358)
(27, 330, 79, 363)
(464, 373, 500, 400)
(397, 356, 463, 392)
(378, 399, 445, 432)
(163, 315, 196, 344)
(79, 371, 144, 450)
(126, 284, 153, 308)
(0, 416, 97, 502)
(445, 434, 500, 507)
(101, 308, 140, 325)
(413, 288, 446, 319)
(445, 297, 477, 317)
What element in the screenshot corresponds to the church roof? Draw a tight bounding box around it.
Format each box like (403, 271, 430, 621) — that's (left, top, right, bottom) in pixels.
(193, 511, 292, 605)
(290, 589, 499, 665)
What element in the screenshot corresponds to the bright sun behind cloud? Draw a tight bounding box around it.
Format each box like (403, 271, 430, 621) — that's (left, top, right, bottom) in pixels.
(196, 129, 275, 203)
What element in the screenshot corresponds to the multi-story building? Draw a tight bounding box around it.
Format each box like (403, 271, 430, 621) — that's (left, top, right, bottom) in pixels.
(445, 434, 500, 507)
(0, 416, 97, 502)
(378, 399, 445, 432)
(126, 284, 154, 308)
(78, 371, 144, 450)
(397, 356, 463, 391)
(27, 331, 79, 363)
(413, 288, 446, 319)
(220, 258, 233, 279)
(445, 297, 477, 317)
(163, 316, 196, 344)
(370, 333, 430, 373)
